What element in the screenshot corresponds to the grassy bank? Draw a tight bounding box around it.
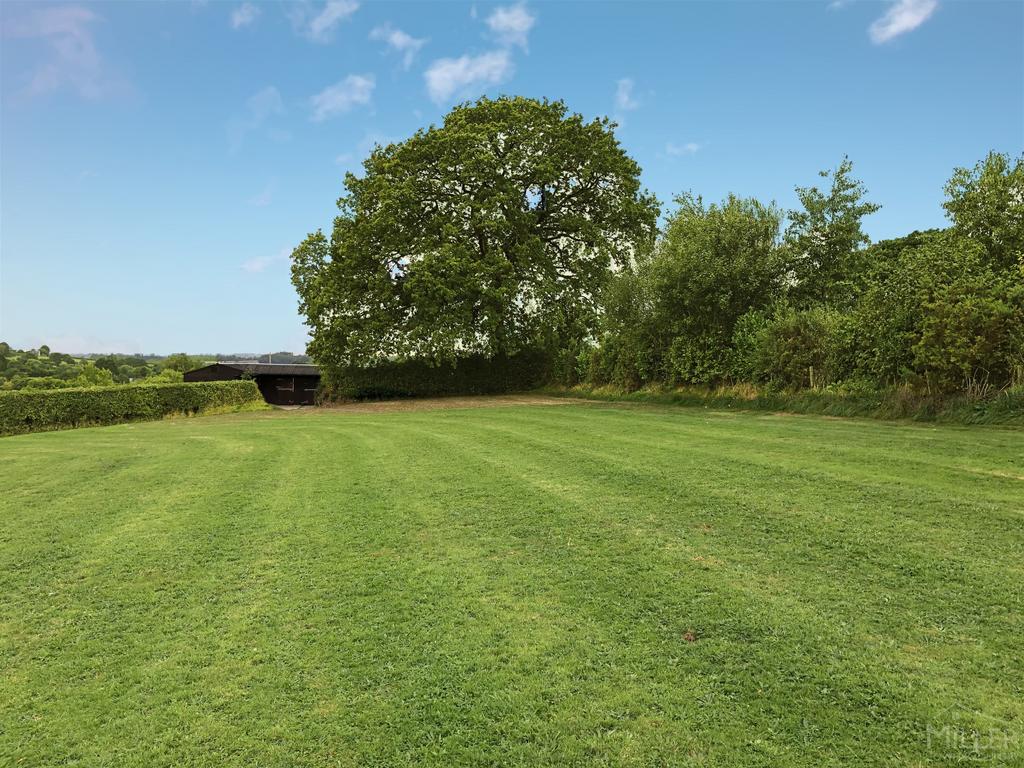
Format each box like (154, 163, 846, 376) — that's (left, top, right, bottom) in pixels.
(543, 383, 1024, 425)
(2, 401, 1021, 766)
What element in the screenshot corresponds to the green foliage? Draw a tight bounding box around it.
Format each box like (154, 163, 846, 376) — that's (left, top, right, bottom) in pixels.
(149, 368, 185, 383)
(943, 151, 1024, 273)
(585, 262, 662, 388)
(71, 363, 115, 388)
(595, 192, 783, 386)
(161, 352, 206, 373)
(584, 151, 1022, 402)
(0, 346, 82, 389)
(0, 381, 263, 436)
(92, 355, 121, 375)
(293, 95, 659, 381)
(324, 350, 550, 400)
(851, 231, 1024, 391)
(912, 265, 1024, 392)
(0, 346, 174, 390)
(18, 376, 71, 391)
(784, 157, 880, 306)
(730, 305, 854, 388)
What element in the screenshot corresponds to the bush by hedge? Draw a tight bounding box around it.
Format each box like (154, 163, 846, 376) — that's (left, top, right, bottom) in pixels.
(0, 380, 263, 436)
(324, 350, 551, 400)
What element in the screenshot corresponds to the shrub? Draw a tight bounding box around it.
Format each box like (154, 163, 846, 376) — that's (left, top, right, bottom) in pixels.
(912, 272, 1024, 392)
(664, 333, 730, 385)
(323, 350, 551, 400)
(851, 231, 1024, 391)
(0, 381, 263, 436)
(732, 305, 854, 389)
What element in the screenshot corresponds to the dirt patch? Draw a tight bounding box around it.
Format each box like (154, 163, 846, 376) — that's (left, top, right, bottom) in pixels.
(314, 394, 590, 414)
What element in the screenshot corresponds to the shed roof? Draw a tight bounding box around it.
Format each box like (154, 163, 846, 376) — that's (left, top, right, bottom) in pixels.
(219, 363, 320, 376)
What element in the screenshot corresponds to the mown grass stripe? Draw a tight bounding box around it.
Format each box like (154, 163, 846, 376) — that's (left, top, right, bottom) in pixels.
(1, 403, 1021, 767)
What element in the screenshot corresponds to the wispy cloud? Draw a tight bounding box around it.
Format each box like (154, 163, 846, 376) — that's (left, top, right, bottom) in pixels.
(226, 85, 286, 153)
(335, 132, 397, 167)
(486, 3, 536, 49)
(249, 182, 273, 207)
(310, 74, 375, 122)
(615, 78, 639, 112)
(424, 50, 513, 104)
(4, 5, 125, 100)
(242, 247, 291, 274)
(370, 24, 427, 69)
(291, 0, 359, 43)
(869, 0, 938, 44)
(230, 3, 260, 29)
(666, 141, 701, 157)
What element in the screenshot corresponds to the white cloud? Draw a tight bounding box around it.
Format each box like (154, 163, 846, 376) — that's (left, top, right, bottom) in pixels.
(310, 74, 375, 121)
(370, 24, 427, 69)
(249, 182, 273, 207)
(335, 132, 398, 168)
(230, 3, 260, 29)
(869, 0, 938, 44)
(666, 141, 701, 157)
(242, 255, 275, 273)
(293, 0, 359, 42)
(226, 85, 286, 152)
(424, 50, 513, 104)
(486, 3, 536, 49)
(242, 247, 291, 274)
(4, 5, 124, 100)
(615, 78, 639, 111)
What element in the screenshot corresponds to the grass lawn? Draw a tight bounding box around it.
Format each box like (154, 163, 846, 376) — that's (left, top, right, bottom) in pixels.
(2, 400, 1022, 766)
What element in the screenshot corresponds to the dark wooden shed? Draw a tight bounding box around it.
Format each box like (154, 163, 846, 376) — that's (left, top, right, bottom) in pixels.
(183, 363, 320, 406)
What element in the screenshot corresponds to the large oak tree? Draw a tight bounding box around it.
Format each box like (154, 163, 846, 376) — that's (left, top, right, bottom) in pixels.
(291, 96, 658, 374)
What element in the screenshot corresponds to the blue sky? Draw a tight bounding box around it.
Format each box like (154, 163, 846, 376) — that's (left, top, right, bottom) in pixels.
(1, 0, 1021, 354)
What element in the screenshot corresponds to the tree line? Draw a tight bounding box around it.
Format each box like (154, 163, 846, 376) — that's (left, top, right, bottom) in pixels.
(0, 348, 308, 391)
(590, 154, 1022, 396)
(292, 96, 1021, 399)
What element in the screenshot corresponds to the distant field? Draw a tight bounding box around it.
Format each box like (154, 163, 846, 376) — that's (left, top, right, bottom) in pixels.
(2, 400, 1022, 766)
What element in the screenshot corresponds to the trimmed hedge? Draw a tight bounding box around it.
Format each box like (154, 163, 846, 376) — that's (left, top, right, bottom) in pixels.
(0, 380, 264, 436)
(325, 350, 551, 400)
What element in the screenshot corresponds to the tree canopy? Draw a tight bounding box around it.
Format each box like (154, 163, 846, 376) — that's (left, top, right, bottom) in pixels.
(784, 157, 880, 306)
(587, 151, 1022, 394)
(292, 96, 659, 373)
(943, 151, 1023, 273)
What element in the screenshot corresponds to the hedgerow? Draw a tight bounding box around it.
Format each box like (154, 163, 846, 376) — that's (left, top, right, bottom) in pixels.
(323, 350, 550, 400)
(0, 381, 263, 436)
(584, 153, 1024, 398)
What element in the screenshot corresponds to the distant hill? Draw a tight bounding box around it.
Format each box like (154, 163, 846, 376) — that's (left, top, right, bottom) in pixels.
(0, 343, 310, 390)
